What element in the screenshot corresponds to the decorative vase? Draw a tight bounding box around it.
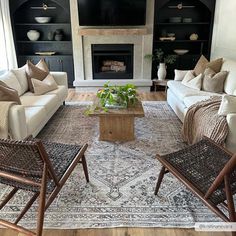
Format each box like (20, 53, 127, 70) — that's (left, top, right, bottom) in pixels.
(157, 63, 167, 80)
(27, 30, 40, 41)
(47, 31, 54, 41)
(54, 29, 63, 41)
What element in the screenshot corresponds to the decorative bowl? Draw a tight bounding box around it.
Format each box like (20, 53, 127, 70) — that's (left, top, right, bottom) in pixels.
(35, 17, 51, 23)
(169, 17, 182, 23)
(173, 49, 189, 55)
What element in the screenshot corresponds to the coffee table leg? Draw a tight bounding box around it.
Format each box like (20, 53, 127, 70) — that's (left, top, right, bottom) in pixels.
(99, 116, 134, 141)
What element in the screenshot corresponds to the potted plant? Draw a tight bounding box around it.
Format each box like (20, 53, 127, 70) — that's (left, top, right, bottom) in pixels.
(85, 82, 138, 115)
(145, 48, 177, 80)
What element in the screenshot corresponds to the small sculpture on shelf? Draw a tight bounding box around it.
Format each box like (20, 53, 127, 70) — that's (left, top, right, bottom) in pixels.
(190, 33, 199, 41)
(54, 29, 64, 41)
(47, 31, 54, 41)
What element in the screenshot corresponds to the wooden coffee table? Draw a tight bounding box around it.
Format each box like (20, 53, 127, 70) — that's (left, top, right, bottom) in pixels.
(89, 100, 145, 141)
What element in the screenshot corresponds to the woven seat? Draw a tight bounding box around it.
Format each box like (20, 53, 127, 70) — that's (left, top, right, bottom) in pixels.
(0, 138, 89, 236)
(155, 136, 236, 231)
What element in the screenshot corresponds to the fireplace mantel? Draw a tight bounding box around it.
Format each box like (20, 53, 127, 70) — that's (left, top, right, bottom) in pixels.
(78, 28, 148, 36)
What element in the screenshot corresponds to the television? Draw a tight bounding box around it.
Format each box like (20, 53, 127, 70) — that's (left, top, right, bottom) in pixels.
(78, 0, 147, 26)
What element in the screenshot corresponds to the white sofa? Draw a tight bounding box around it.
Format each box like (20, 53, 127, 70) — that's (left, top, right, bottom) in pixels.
(0, 71, 68, 140)
(167, 59, 236, 153)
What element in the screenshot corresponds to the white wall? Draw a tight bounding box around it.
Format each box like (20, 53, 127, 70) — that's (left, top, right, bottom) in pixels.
(211, 0, 236, 60)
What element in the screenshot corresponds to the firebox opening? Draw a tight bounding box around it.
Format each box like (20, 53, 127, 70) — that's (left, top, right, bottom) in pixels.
(92, 44, 134, 80)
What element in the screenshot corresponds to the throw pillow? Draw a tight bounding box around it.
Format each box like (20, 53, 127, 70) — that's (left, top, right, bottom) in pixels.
(36, 59, 50, 73)
(194, 55, 209, 75)
(202, 68, 228, 93)
(0, 71, 22, 95)
(218, 94, 236, 116)
(174, 69, 189, 81)
(206, 58, 223, 73)
(25, 60, 49, 92)
(11, 65, 28, 95)
(182, 71, 202, 90)
(0, 81, 21, 104)
(31, 74, 58, 95)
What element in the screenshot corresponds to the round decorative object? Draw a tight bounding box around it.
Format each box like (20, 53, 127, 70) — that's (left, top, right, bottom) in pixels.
(190, 33, 199, 41)
(157, 63, 167, 81)
(27, 30, 40, 41)
(35, 17, 52, 23)
(173, 49, 189, 55)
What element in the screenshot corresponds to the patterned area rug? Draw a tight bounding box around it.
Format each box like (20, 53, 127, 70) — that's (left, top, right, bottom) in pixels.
(0, 102, 221, 229)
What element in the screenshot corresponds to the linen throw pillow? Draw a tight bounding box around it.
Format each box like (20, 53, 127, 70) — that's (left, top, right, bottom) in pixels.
(31, 74, 58, 95)
(174, 69, 189, 81)
(181, 71, 202, 90)
(36, 59, 50, 73)
(202, 68, 228, 93)
(0, 81, 21, 104)
(25, 60, 49, 92)
(194, 55, 209, 75)
(206, 58, 223, 73)
(218, 95, 236, 116)
(11, 65, 28, 95)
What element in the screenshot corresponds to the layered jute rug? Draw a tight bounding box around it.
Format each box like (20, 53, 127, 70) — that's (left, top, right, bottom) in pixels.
(0, 102, 221, 229)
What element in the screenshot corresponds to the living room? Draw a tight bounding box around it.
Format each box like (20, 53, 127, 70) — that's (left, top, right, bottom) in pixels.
(0, 0, 236, 236)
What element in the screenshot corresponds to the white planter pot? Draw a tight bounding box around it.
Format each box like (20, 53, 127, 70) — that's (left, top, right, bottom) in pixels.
(157, 63, 167, 80)
(27, 30, 40, 41)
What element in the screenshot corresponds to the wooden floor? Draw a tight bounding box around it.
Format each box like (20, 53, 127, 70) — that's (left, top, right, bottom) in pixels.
(0, 90, 231, 236)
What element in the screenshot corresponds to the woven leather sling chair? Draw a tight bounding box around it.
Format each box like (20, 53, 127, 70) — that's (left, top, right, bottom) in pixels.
(0, 138, 89, 236)
(155, 136, 236, 235)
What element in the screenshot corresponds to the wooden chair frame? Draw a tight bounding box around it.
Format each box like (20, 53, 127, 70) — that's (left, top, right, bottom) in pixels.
(0, 140, 89, 236)
(155, 137, 236, 235)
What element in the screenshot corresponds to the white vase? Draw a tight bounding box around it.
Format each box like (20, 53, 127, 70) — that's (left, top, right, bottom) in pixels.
(157, 63, 167, 80)
(27, 30, 40, 41)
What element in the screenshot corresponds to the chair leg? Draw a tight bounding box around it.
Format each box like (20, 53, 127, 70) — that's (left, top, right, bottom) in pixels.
(154, 166, 166, 195)
(36, 166, 47, 236)
(81, 155, 89, 183)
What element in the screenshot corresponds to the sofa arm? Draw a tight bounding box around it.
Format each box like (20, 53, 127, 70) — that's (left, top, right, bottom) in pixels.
(225, 113, 236, 153)
(50, 72, 68, 87)
(8, 105, 27, 140)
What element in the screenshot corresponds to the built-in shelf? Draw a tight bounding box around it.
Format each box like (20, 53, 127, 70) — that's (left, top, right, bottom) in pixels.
(15, 23, 71, 26)
(154, 40, 208, 43)
(78, 28, 148, 36)
(16, 40, 72, 43)
(156, 22, 210, 25)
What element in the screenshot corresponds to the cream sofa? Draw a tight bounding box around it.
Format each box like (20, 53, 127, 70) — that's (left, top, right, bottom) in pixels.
(167, 59, 236, 153)
(0, 70, 68, 139)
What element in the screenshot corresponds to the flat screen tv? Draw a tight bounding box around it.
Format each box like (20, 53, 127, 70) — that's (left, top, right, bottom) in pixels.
(78, 0, 147, 26)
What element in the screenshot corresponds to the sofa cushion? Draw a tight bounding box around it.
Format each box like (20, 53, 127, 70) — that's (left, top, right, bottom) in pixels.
(183, 95, 221, 108)
(25, 60, 49, 93)
(32, 74, 58, 95)
(182, 71, 202, 90)
(46, 85, 68, 102)
(218, 95, 236, 116)
(202, 68, 228, 93)
(20, 94, 59, 114)
(0, 81, 21, 104)
(11, 66, 28, 95)
(194, 55, 209, 75)
(24, 106, 47, 136)
(222, 59, 236, 95)
(0, 71, 22, 95)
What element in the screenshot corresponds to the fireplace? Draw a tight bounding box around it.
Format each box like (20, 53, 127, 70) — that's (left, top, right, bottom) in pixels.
(92, 44, 134, 80)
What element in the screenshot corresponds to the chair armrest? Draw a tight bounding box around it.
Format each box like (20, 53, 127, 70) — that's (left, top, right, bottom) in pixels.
(225, 113, 236, 153)
(8, 105, 27, 140)
(50, 72, 68, 87)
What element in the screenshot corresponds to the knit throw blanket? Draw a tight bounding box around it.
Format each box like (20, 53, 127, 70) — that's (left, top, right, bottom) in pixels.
(182, 96, 228, 145)
(0, 102, 15, 139)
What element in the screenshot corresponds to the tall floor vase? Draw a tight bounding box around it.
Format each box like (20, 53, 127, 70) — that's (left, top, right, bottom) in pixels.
(157, 63, 167, 80)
